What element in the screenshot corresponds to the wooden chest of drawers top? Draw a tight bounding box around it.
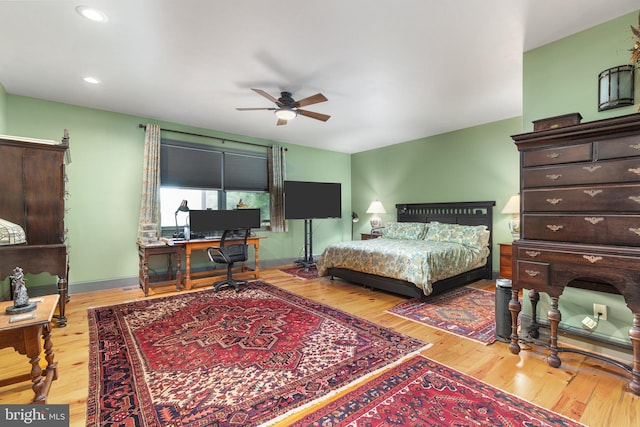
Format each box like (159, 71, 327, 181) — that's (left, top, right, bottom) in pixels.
(514, 114, 640, 246)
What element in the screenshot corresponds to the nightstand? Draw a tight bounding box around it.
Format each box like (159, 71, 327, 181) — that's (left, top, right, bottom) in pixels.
(498, 242, 512, 279)
(361, 233, 381, 240)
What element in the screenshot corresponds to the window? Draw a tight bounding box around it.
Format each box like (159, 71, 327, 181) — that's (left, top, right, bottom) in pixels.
(159, 140, 270, 230)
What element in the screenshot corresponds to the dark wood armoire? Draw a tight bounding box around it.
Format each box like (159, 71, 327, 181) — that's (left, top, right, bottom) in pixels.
(0, 132, 69, 327)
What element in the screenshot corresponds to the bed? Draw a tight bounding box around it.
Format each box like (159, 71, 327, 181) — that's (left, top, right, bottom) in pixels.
(317, 201, 495, 300)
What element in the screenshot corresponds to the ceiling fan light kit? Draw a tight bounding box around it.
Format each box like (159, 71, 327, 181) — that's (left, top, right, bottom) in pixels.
(237, 89, 330, 126)
(275, 109, 297, 121)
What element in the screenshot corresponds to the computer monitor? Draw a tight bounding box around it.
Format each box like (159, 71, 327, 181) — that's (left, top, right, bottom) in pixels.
(189, 209, 261, 235)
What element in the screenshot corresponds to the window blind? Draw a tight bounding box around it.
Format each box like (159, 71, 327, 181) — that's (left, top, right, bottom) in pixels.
(160, 140, 267, 191)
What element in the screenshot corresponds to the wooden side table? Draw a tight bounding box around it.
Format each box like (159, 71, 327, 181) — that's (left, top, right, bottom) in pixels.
(0, 294, 59, 403)
(138, 242, 182, 296)
(361, 233, 382, 240)
(499, 242, 512, 279)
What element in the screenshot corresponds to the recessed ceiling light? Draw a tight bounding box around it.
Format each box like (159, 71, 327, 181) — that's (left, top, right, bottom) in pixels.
(83, 76, 101, 84)
(76, 6, 108, 23)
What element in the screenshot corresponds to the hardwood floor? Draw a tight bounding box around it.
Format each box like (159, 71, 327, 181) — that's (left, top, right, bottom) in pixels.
(1, 267, 638, 426)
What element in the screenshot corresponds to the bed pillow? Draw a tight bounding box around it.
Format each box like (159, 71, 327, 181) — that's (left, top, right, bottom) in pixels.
(425, 221, 489, 249)
(381, 222, 428, 240)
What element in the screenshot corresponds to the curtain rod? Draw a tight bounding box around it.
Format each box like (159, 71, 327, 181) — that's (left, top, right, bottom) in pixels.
(137, 124, 286, 150)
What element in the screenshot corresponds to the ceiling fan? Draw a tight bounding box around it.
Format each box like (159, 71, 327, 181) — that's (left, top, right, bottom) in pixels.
(236, 88, 330, 126)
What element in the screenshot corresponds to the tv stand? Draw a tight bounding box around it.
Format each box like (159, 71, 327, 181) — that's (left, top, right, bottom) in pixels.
(294, 219, 316, 269)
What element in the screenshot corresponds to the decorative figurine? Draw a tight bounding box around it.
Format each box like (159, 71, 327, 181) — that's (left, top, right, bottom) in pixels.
(6, 266, 37, 314)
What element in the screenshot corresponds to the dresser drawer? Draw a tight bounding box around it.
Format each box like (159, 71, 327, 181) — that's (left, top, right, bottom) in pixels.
(523, 184, 640, 212)
(596, 134, 640, 160)
(523, 143, 592, 167)
(515, 260, 549, 288)
(515, 245, 640, 270)
(522, 158, 640, 188)
(523, 214, 640, 245)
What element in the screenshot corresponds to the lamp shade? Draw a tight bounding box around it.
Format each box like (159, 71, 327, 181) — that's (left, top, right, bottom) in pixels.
(366, 200, 386, 214)
(175, 200, 189, 214)
(501, 194, 520, 214)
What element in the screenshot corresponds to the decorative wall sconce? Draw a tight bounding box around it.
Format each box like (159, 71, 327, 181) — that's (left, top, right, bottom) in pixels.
(598, 65, 634, 111)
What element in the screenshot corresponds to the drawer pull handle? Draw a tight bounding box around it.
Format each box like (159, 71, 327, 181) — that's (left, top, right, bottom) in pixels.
(584, 217, 604, 225)
(525, 251, 541, 257)
(546, 174, 562, 181)
(629, 196, 640, 204)
(546, 225, 563, 232)
(630, 144, 640, 151)
(584, 189, 603, 197)
(546, 152, 560, 159)
(546, 198, 562, 205)
(583, 255, 603, 264)
(628, 168, 640, 176)
(525, 270, 540, 277)
(582, 165, 601, 173)
(630, 228, 640, 236)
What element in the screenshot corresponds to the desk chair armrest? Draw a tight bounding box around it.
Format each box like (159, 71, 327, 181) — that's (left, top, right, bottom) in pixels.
(207, 247, 231, 264)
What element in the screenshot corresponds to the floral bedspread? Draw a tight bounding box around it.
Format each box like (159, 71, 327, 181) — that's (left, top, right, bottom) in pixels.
(316, 237, 487, 296)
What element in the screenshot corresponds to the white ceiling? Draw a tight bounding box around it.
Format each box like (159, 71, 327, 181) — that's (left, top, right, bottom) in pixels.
(1, 1, 638, 153)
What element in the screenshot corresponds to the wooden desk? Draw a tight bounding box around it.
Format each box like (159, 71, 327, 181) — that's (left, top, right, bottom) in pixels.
(176, 236, 264, 290)
(0, 294, 59, 403)
(137, 242, 182, 296)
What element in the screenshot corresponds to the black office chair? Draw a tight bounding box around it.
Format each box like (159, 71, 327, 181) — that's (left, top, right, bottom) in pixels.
(207, 228, 250, 292)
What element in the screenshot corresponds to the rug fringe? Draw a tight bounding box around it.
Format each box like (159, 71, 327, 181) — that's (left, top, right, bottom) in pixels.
(261, 343, 433, 426)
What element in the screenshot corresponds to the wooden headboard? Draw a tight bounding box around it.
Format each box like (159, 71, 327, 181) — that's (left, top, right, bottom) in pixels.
(396, 200, 496, 278)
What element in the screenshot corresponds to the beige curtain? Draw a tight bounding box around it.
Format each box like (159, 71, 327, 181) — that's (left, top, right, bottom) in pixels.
(268, 145, 287, 232)
(138, 124, 162, 237)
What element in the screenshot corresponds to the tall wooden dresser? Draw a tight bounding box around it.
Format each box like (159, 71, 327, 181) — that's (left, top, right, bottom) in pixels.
(0, 132, 70, 327)
(508, 113, 640, 395)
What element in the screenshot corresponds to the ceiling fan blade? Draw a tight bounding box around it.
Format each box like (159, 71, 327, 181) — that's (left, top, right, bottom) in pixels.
(297, 109, 331, 122)
(276, 118, 288, 126)
(292, 93, 328, 108)
(251, 88, 279, 104)
(236, 107, 276, 111)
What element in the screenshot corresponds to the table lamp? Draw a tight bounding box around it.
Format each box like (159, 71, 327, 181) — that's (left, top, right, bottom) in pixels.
(366, 200, 386, 233)
(501, 194, 520, 240)
(174, 200, 189, 238)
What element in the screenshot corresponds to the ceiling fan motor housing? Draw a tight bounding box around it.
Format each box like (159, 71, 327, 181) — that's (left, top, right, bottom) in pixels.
(278, 92, 295, 107)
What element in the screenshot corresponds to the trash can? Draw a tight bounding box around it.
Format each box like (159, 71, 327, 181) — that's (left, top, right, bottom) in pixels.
(495, 278, 512, 342)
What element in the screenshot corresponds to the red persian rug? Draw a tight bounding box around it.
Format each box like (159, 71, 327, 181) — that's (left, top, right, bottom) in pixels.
(279, 265, 319, 279)
(387, 286, 496, 345)
(291, 355, 585, 427)
(86, 281, 427, 427)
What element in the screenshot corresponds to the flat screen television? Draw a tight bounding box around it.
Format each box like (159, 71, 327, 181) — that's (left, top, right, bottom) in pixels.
(189, 208, 261, 235)
(284, 181, 342, 219)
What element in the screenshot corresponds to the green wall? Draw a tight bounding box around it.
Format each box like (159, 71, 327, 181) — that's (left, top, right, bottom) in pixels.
(519, 10, 639, 346)
(351, 117, 522, 271)
(524, 12, 639, 129)
(3, 95, 351, 289)
(0, 83, 7, 132)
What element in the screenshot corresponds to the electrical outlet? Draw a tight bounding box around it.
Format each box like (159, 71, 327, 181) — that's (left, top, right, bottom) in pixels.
(593, 303, 607, 321)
